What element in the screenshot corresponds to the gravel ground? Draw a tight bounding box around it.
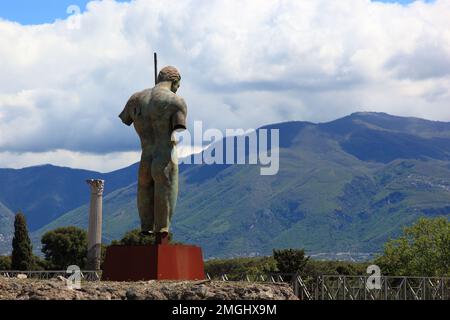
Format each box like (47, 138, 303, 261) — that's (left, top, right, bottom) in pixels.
(0, 276, 298, 300)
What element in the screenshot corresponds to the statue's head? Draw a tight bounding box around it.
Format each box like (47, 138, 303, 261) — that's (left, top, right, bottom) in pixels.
(157, 66, 181, 93)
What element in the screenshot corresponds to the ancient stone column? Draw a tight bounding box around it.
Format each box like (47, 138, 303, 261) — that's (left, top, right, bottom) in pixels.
(86, 179, 104, 271)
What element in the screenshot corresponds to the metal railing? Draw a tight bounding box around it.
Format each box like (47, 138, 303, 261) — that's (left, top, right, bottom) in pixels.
(317, 275, 450, 300)
(206, 273, 450, 300)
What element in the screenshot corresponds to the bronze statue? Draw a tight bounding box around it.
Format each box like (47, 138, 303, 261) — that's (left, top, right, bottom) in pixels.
(119, 66, 187, 243)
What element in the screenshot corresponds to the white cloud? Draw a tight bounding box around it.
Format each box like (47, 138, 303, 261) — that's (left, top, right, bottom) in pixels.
(0, 149, 140, 172)
(0, 0, 449, 171)
(0, 144, 204, 172)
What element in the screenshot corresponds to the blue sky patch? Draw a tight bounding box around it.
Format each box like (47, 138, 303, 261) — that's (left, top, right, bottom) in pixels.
(0, 0, 130, 25)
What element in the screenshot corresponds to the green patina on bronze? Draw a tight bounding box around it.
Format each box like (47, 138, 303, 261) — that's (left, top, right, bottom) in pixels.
(119, 66, 187, 234)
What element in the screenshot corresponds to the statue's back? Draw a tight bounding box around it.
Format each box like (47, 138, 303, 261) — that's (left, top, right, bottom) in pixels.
(120, 84, 187, 153)
(148, 86, 177, 140)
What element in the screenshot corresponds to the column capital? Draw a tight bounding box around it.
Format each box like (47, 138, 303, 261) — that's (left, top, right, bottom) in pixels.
(86, 179, 105, 195)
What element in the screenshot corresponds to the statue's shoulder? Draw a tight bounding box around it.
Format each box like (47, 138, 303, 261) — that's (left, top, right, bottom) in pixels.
(153, 88, 185, 107)
(129, 88, 152, 102)
(119, 89, 153, 126)
(171, 94, 187, 110)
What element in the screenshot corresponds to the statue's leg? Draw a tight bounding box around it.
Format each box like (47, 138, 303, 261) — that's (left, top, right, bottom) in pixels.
(152, 157, 178, 233)
(137, 156, 155, 232)
(168, 161, 179, 223)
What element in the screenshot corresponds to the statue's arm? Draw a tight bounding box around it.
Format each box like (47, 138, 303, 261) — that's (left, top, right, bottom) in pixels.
(119, 93, 139, 126)
(171, 97, 187, 132)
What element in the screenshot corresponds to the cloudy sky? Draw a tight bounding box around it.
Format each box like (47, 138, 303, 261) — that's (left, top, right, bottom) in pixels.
(0, 0, 449, 172)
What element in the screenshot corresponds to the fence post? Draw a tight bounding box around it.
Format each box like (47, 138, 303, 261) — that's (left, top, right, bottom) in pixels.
(315, 277, 319, 300)
(342, 276, 346, 300)
(293, 272, 300, 298)
(423, 277, 426, 300)
(384, 276, 388, 300)
(321, 276, 325, 300)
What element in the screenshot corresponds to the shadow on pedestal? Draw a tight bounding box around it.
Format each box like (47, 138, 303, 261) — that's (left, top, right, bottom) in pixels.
(101, 244, 205, 281)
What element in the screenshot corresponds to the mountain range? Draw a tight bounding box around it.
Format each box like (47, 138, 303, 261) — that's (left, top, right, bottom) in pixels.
(1, 112, 450, 259)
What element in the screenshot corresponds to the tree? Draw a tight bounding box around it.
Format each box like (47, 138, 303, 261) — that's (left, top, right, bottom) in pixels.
(41, 227, 87, 270)
(375, 217, 450, 277)
(0, 256, 11, 271)
(301, 260, 369, 279)
(32, 255, 49, 271)
(204, 256, 277, 280)
(11, 212, 34, 270)
(273, 248, 310, 274)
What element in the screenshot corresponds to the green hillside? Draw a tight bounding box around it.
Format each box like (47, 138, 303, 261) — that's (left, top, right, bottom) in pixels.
(0, 201, 14, 255)
(0, 164, 138, 232)
(31, 112, 450, 259)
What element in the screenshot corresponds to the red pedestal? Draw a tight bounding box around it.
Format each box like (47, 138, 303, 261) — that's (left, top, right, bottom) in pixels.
(101, 244, 205, 281)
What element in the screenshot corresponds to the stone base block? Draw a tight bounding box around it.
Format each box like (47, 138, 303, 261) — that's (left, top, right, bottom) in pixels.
(101, 244, 205, 281)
